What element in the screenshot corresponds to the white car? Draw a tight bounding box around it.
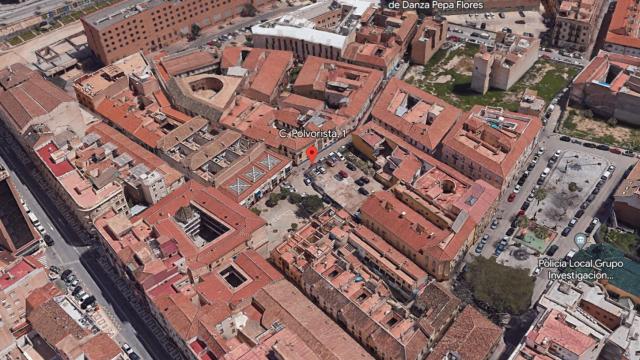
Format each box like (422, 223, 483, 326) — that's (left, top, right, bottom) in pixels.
(541, 167, 551, 178)
(532, 267, 541, 276)
(554, 149, 562, 157)
(513, 184, 522, 193)
(537, 147, 545, 156)
(337, 152, 345, 161)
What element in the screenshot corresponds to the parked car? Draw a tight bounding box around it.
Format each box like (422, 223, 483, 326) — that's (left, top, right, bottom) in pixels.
(49, 265, 61, 274)
(580, 201, 590, 210)
(592, 187, 601, 195)
(609, 148, 622, 154)
(575, 209, 584, 218)
(546, 244, 559, 256)
(508, 193, 516, 202)
(585, 218, 600, 234)
(72, 286, 83, 297)
(43, 234, 54, 246)
(537, 147, 545, 156)
(521, 201, 530, 211)
(304, 178, 312, 185)
(355, 178, 365, 186)
(513, 184, 522, 193)
(61, 269, 72, 281)
(583, 142, 596, 148)
(359, 176, 370, 184)
(506, 227, 516, 236)
(480, 234, 489, 244)
(532, 266, 542, 276)
(622, 149, 635, 157)
(81, 296, 96, 309)
(541, 167, 551, 178)
(527, 163, 535, 171)
(74, 290, 86, 301)
(568, 218, 578, 228)
(559, 136, 571, 142)
(475, 243, 485, 254)
(597, 144, 610, 151)
(358, 187, 370, 196)
(346, 162, 357, 171)
(338, 170, 348, 178)
(607, 165, 616, 172)
(490, 219, 499, 230)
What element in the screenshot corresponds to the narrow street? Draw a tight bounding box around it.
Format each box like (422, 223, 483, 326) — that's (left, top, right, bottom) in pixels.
(0, 128, 183, 359)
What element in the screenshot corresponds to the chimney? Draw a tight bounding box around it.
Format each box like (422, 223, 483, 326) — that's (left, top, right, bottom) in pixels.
(400, 211, 406, 218)
(416, 223, 424, 234)
(385, 201, 394, 211)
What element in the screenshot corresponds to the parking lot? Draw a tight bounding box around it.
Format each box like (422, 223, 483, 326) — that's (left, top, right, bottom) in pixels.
(527, 150, 609, 233)
(311, 157, 382, 214)
(446, 8, 548, 37)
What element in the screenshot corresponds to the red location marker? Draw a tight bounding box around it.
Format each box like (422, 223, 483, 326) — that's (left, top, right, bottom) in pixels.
(306, 145, 318, 163)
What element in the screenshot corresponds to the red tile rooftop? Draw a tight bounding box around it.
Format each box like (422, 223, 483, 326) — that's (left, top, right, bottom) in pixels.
(605, 0, 640, 48)
(527, 309, 597, 356)
(36, 143, 74, 177)
(0, 256, 42, 291)
(443, 105, 542, 179)
(372, 78, 461, 151)
(427, 306, 503, 360)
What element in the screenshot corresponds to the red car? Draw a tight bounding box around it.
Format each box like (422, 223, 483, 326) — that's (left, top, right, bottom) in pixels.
(609, 148, 622, 154)
(508, 193, 516, 202)
(338, 170, 348, 178)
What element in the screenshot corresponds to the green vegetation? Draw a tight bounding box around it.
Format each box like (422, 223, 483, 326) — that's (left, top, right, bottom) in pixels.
(561, 109, 640, 151)
(599, 225, 640, 257)
(241, 3, 257, 17)
(465, 257, 535, 314)
(250, 207, 261, 216)
(296, 195, 324, 218)
(416, 45, 579, 111)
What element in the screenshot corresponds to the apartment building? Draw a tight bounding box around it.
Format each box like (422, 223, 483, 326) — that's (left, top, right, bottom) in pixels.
(471, 34, 540, 94)
(272, 208, 464, 360)
(411, 17, 449, 65)
(604, 0, 640, 57)
(342, 9, 418, 76)
(552, 0, 605, 52)
(220, 47, 295, 104)
(0, 257, 48, 336)
(441, 106, 543, 194)
(570, 51, 640, 125)
(613, 161, 640, 229)
(429, 0, 540, 14)
(352, 122, 499, 233)
(293, 56, 384, 130)
(371, 78, 462, 154)
(82, 0, 273, 64)
(93, 181, 370, 360)
(251, 0, 373, 61)
(0, 170, 42, 256)
(220, 95, 350, 164)
(511, 280, 640, 360)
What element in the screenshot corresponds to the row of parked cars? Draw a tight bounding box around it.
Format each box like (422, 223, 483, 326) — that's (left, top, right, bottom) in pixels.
(559, 135, 635, 157)
(49, 267, 98, 312)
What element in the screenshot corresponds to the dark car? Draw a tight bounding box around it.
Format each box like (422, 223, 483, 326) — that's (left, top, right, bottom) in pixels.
(81, 296, 96, 309)
(580, 201, 590, 210)
(592, 187, 601, 195)
(561, 227, 571, 236)
(575, 209, 584, 218)
(518, 176, 527, 186)
(537, 177, 545, 185)
(44, 234, 54, 246)
(359, 176, 370, 184)
(597, 179, 606, 187)
(49, 265, 61, 274)
(546, 244, 559, 256)
(346, 162, 357, 171)
(72, 286, 83, 296)
(521, 201, 530, 211)
(515, 19, 526, 24)
(506, 227, 516, 236)
(583, 142, 596, 148)
(527, 163, 535, 171)
(355, 178, 365, 186)
(587, 194, 596, 202)
(559, 135, 571, 142)
(61, 269, 72, 281)
(597, 144, 610, 151)
(358, 187, 370, 196)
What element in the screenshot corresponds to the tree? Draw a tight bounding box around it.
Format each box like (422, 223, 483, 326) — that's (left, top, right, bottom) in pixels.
(240, 3, 257, 17)
(190, 24, 201, 39)
(465, 257, 534, 315)
(534, 188, 547, 205)
(250, 207, 261, 216)
(279, 188, 291, 200)
(516, 216, 529, 229)
(532, 224, 550, 240)
(288, 192, 303, 204)
(297, 195, 323, 218)
(583, 109, 593, 118)
(568, 182, 578, 192)
(290, 223, 298, 231)
(266, 193, 280, 207)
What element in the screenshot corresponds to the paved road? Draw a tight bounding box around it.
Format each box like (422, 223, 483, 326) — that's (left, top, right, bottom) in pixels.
(0, 130, 176, 360)
(467, 101, 638, 305)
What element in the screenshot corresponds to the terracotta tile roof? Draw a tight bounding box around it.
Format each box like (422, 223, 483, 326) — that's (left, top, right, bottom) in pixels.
(160, 50, 218, 77)
(80, 333, 122, 360)
(371, 78, 461, 151)
(427, 306, 503, 360)
(28, 299, 90, 347)
(605, 0, 640, 49)
(527, 309, 597, 356)
(293, 56, 383, 121)
(442, 106, 542, 181)
(0, 63, 39, 90)
(0, 74, 73, 133)
(414, 282, 461, 340)
(360, 191, 474, 261)
(254, 280, 374, 360)
(279, 93, 325, 113)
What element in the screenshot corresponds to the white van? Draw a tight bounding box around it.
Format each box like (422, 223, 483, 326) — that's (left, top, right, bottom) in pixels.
(601, 171, 611, 180)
